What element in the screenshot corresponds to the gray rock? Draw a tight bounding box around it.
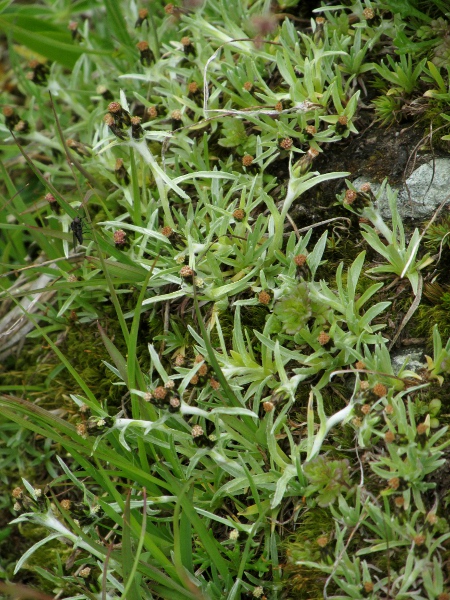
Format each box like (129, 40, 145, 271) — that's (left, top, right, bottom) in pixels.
(353, 157, 450, 221)
(390, 347, 425, 376)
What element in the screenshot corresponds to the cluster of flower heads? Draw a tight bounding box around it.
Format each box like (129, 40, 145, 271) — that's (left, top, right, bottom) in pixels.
(104, 101, 143, 140)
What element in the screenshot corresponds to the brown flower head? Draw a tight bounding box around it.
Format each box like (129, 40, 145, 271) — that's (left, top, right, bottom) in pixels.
(60, 499, 72, 510)
(373, 383, 387, 398)
(233, 208, 246, 221)
(388, 477, 400, 490)
(180, 265, 194, 279)
(293, 254, 307, 267)
(344, 190, 357, 204)
(113, 229, 127, 246)
(209, 378, 220, 390)
(318, 331, 330, 346)
(274, 101, 283, 112)
(280, 137, 293, 150)
(147, 106, 158, 118)
(258, 291, 271, 305)
(191, 424, 204, 438)
(243, 81, 253, 91)
(188, 81, 199, 94)
(153, 386, 167, 400)
(316, 536, 328, 548)
(362, 8, 375, 19)
(242, 154, 254, 167)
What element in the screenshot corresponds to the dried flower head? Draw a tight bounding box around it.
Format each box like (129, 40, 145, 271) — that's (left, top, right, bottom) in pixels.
(79, 567, 91, 578)
(113, 229, 127, 246)
(338, 115, 348, 126)
(363, 582, 374, 593)
(426, 512, 438, 525)
(171, 109, 182, 120)
(147, 106, 158, 118)
(198, 363, 208, 377)
(251, 12, 278, 38)
(293, 254, 307, 267)
(76, 423, 87, 438)
(164, 3, 175, 14)
(394, 496, 405, 507)
(344, 190, 357, 204)
(191, 424, 204, 438)
(243, 81, 253, 91)
(274, 101, 283, 112)
(161, 226, 173, 238)
(253, 586, 264, 598)
(263, 401, 274, 412)
(108, 102, 122, 114)
(233, 208, 246, 221)
(359, 380, 369, 391)
(355, 360, 365, 370)
(385, 404, 394, 415)
(258, 290, 271, 305)
(229, 529, 239, 541)
(60, 499, 72, 510)
(45, 192, 57, 204)
(316, 536, 328, 548)
(280, 137, 293, 150)
(174, 354, 185, 366)
(2, 106, 14, 117)
(188, 81, 198, 94)
(384, 431, 395, 443)
(242, 154, 254, 167)
(181, 36, 191, 46)
(316, 16, 325, 25)
(14, 120, 30, 133)
(305, 125, 317, 136)
(362, 8, 375, 19)
(67, 274, 78, 283)
(169, 396, 181, 410)
(180, 265, 194, 279)
(143, 392, 153, 402)
(153, 386, 167, 400)
(413, 534, 425, 546)
(12, 487, 23, 499)
(388, 477, 400, 490)
(318, 331, 330, 346)
(373, 383, 387, 398)
(194, 354, 204, 363)
(209, 378, 220, 390)
(360, 183, 371, 193)
(360, 404, 371, 415)
(165, 380, 175, 390)
(190, 374, 199, 385)
(416, 422, 428, 435)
